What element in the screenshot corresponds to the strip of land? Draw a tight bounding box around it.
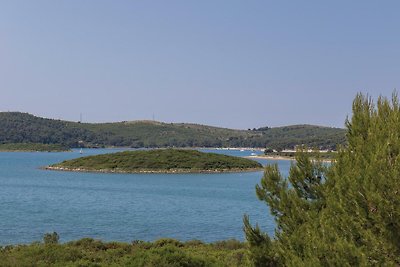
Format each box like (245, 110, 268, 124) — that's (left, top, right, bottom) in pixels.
(0, 143, 70, 152)
(248, 153, 333, 162)
(247, 155, 296, 161)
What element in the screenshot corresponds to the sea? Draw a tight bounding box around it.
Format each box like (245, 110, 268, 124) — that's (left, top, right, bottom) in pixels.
(0, 148, 293, 245)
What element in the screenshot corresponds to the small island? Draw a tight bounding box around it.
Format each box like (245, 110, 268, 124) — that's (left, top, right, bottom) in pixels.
(0, 143, 70, 152)
(46, 149, 263, 173)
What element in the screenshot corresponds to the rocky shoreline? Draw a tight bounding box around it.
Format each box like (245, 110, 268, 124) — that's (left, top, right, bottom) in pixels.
(44, 166, 263, 174)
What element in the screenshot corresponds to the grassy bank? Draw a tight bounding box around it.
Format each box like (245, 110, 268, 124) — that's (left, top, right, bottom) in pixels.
(0, 235, 249, 266)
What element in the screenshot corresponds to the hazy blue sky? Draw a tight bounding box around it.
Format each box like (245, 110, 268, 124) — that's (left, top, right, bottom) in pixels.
(1, 1, 399, 129)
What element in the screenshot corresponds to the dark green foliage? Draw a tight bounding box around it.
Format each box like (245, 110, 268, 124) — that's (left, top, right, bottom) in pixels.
(0, 143, 69, 152)
(0, 112, 92, 147)
(244, 93, 400, 266)
(153, 238, 184, 248)
(0, 237, 250, 266)
(212, 239, 244, 250)
(43, 232, 60, 245)
(243, 215, 278, 267)
(50, 149, 263, 173)
(0, 112, 345, 149)
(264, 148, 274, 154)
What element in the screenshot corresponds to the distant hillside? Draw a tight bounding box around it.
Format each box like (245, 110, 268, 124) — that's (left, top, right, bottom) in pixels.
(254, 124, 346, 150)
(0, 112, 346, 149)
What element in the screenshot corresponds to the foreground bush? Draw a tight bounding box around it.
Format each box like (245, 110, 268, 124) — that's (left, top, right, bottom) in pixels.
(245, 93, 400, 266)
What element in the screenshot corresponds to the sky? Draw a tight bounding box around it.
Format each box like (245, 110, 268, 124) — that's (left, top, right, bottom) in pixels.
(0, 1, 399, 129)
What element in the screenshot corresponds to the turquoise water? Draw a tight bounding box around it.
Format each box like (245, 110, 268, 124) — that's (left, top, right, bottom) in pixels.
(0, 148, 292, 245)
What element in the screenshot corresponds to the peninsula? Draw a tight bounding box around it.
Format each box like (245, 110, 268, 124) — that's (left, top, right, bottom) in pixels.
(0, 143, 70, 152)
(46, 149, 263, 173)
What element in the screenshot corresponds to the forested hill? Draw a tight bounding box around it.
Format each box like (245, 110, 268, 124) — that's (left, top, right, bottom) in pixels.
(0, 112, 346, 149)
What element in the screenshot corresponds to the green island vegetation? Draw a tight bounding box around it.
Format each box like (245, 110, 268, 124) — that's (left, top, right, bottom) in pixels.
(0, 234, 249, 266)
(47, 149, 263, 173)
(0, 112, 345, 150)
(0, 143, 69, 152)
(244, 93, 400, 265)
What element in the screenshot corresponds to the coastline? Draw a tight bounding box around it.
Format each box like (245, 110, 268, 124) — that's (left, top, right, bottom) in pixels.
(44, 166, 264, 174)
(246, 155, 295, 161)
(0, 149, 71, 153)
(247, 155, 332, 163)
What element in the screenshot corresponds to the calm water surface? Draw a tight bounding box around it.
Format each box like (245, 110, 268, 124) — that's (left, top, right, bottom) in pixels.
(0, 148, 292, 244)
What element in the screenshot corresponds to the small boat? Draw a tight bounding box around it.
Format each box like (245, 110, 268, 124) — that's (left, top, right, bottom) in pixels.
(240, 149, 245, 152)
(79, 148, 83, 154)
(250, 152, 257, 156)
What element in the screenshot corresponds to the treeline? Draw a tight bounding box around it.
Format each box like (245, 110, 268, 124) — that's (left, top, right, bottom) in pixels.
(0, 112, 345, 149)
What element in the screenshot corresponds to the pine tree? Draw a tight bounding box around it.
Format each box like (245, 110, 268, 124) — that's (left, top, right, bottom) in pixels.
(244, 93, 400, 266)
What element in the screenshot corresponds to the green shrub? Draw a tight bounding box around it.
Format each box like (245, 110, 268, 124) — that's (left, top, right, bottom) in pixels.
(43, 232, 59, 245)
(212, 239, 244, 250)
(154, 238, 184, 248)
(184, 240, 204, 247)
